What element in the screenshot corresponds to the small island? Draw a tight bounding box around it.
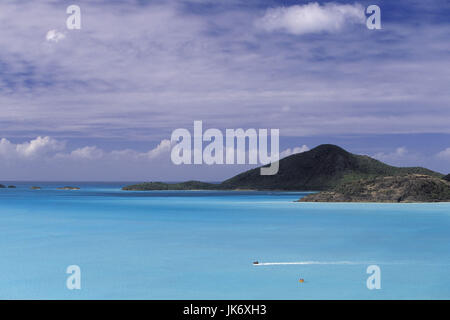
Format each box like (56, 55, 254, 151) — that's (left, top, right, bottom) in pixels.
(298, 174, 450, 203)
(56, 186, 80, 190)
(122, 181, 217, 191)
(0, 184, 17, 188)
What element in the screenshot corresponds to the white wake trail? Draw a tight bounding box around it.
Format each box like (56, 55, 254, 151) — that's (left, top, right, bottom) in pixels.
(254, 261, 367, 266)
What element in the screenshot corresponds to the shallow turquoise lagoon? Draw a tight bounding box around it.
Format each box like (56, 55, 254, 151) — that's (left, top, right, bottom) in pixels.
(0, 182, 449, 299)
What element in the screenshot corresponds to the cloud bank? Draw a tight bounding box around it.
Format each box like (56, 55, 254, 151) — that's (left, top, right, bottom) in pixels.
(0, 0, 449, 178)
(0, 136, 64, 159)
(0, 136, 171, 162)
(0, 0, 448, 142)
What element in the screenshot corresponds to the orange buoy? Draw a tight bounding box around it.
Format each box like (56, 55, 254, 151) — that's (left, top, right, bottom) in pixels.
(299, 279, 305, 283)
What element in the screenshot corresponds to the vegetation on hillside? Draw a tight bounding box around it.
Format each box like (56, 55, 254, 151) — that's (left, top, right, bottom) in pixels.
(299, 174, 450, 202)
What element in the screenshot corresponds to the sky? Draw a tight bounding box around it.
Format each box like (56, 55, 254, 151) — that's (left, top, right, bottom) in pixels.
(0, 0, 449, 181)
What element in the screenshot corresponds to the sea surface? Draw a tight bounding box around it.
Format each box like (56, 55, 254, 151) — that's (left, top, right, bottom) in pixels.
(0, 182, 449, 299)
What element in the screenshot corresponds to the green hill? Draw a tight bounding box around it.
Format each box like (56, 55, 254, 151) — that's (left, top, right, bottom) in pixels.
(122, 144, 442, 191)
(219, 144, 441, 190)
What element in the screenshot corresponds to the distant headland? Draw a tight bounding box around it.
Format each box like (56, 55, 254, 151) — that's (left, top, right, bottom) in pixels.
(122, 144, 449, 202)
(299, 174, 450, 203)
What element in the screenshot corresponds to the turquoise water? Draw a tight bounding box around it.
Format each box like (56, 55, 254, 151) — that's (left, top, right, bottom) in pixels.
(0, 182, 449, 299)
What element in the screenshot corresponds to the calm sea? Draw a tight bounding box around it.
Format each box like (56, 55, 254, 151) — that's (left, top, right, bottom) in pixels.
(0, 182, 449, 299)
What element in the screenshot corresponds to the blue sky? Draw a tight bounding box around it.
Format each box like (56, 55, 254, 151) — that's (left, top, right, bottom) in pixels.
(0, 0, 449, 181)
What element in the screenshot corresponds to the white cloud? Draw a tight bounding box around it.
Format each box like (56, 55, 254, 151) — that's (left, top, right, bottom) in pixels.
(145, 139, 171, 159)
(0, 138, 16, 159)
(373, 147, 409, 163)
(0, 136, 64, 159)
(256, 2, 365, 35)
(371, 147, 428, 168)
(436, 148, 450, 160)
(19, 136, 65, 157)
(280, 145, 310, 158)
(45, 29, 66, 42)
(107, 140, 172, 161)
(9, 136, 65, 158)
(69, 146, 104, 160)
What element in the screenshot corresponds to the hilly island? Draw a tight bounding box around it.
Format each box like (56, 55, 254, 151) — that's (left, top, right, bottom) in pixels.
(122, 144, 450, 202)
